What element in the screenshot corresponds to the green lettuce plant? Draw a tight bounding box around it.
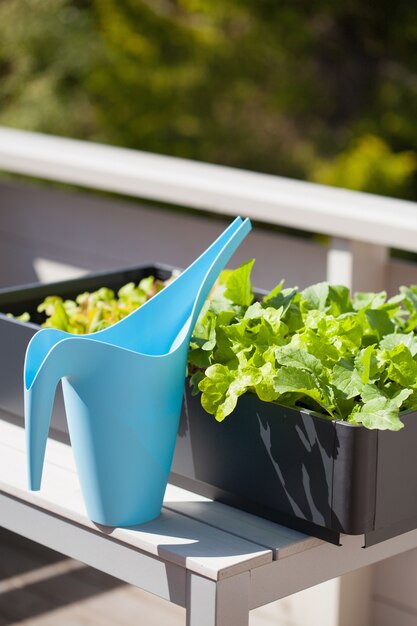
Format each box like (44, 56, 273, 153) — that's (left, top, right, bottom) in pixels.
(14, 263, 417, 431)
(188, 260, 417, 431)
(17, 275, 171, 334)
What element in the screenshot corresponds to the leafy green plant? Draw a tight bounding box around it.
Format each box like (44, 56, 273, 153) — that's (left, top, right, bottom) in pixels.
(14, 263, 417, 431)
(309, 135, 416, 198)
(189, 260, 417, 431)
(2, 1, 417, 199)
(17, 275, 172, 333)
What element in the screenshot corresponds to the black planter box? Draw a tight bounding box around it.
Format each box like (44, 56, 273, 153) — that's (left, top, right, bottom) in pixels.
(0, 265, 172, 433)
(1, 265, 417, 546)
(171, 390, 417, 546)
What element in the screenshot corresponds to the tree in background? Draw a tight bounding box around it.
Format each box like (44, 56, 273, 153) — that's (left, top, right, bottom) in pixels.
(0, 0, 416, 198)
(0, 0, 98, 136)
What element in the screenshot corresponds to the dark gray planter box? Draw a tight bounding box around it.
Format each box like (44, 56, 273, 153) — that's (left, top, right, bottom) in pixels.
(172, 389, 417, 546)
(0, 265, 171, 433)
(1, 265, 417, 546)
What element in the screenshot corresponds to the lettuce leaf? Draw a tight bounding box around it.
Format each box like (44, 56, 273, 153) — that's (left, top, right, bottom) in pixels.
(224, 259, 255, 306)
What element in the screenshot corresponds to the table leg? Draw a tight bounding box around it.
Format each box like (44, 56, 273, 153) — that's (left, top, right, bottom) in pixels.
(186, 571, 249, 626)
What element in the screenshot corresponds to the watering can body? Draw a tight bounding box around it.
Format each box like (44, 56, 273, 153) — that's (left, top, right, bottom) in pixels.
(25, 217, 251, 526)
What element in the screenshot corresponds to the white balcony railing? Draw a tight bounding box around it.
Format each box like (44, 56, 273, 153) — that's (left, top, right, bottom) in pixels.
(0, 126, 416, 292)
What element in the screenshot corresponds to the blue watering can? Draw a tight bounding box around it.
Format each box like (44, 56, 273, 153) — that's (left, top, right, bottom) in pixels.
(25, 217, 251, 527)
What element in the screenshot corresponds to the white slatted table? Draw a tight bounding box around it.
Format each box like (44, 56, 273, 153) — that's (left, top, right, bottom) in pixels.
(1, 415, 417, 626)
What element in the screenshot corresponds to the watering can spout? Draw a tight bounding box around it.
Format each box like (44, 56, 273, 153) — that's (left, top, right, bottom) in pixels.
(25, 332, 77, 490)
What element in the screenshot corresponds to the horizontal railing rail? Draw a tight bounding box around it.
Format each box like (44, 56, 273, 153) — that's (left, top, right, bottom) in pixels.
(0, 126, 417, 253)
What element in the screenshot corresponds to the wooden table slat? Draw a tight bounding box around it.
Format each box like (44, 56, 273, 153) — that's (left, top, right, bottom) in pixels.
(164, 484, 322, 559)
(0, 419, 272, 580)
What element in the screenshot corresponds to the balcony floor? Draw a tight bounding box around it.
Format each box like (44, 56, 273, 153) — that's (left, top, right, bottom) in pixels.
(0, 528, 184, 626)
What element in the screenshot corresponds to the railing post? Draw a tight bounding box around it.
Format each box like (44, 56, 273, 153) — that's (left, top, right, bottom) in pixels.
(326, 237, 388, 626)
(327, 238, 389, 293)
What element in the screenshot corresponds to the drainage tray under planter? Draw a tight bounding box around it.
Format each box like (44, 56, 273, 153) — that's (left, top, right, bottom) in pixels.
(1, 264, 417, 546)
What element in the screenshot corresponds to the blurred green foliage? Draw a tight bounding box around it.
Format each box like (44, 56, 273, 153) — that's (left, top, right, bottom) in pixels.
(0, 0, 416, 198)
(310, 135, 416, 197)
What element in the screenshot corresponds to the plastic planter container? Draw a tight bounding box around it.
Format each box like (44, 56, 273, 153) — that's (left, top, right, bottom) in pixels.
(0, 265, 172, 434)
(1, 265, 417, 544)
(171, 389, 417, 546)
